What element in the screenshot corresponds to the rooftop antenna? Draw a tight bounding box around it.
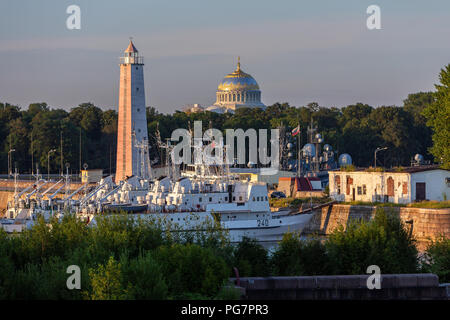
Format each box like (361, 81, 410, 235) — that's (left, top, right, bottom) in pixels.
(109, 144, 112, 176)
(79, 128, 82, 174)
(33, 163, 41, 184)
(31, 132, 34, 176)
(13, 166, 19, 205)
(64, 163, 71, 207)
(60, 130, 63, 175)
(146, 139, 152, 180)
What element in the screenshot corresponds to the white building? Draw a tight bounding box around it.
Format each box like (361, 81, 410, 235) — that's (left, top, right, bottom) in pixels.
(329, 166, 450, 204)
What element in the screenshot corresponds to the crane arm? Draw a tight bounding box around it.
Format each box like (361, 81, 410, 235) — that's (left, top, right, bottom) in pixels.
(64, 183, 88, 201)
(80, 176, 114, 205)
(41, 179, 63, 197)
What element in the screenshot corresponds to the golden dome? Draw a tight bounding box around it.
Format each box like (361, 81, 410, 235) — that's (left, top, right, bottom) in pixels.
(217, 57, 260, 92)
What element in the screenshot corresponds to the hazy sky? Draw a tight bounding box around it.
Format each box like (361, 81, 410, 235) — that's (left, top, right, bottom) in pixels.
(1, 0, 449, 114)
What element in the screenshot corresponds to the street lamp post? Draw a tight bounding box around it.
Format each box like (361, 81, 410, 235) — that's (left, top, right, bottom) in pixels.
(47, 149, 56, 181)
(8, 149, 16, 177)
(374, 147, 388, 168)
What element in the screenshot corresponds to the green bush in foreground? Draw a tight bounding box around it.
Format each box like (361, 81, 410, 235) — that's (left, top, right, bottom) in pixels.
(271, 209, 419, 276)
(154, 243, 229, 299)
(325, 209, 418, 275)
(271, 233, 330, 276)
(233, 237, 270, 277)
(0, 207, 448, 299)
(121, 252, 168, 300)
(88, 256, 125, 300)
(421, 235, 450, 283)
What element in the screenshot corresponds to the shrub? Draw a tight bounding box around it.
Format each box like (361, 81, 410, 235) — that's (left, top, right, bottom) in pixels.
(154, 243, 229, 299)
(120, 252, 168, 299)
(340, 164, 356, 172)
(87, 256, 127, 300)
(421, 235, 450, 282)
(233, 237, 270, 277)
(87, 214, 165, 262)
(271, 233, 330, 276)
(214, 286, 241, 300)
(325, 208, 418, 275)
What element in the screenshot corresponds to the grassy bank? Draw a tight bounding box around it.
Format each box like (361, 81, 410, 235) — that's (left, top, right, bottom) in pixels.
(340, 200, 450, 209)
(407, 200, 450, 209)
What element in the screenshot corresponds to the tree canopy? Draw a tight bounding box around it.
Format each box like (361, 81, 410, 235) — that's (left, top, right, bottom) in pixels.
(3, 61, 450, 174)
(422, 64, 450, 169)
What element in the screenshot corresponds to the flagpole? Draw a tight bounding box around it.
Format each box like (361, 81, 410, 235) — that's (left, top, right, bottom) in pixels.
(297, 118, 301, 177)
(298, 125, 300, 176)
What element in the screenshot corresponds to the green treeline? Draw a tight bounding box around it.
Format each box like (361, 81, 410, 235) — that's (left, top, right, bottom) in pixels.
(1, 64, 449, 173)
(0, 209, 448, 300)
(0, 95, 434, 174)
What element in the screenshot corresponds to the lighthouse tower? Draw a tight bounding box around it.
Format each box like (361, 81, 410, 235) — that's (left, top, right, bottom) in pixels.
(115, 40, 150, 183)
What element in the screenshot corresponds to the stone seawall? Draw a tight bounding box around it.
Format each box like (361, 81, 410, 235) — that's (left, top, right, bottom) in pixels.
(304, 204, 450, 251)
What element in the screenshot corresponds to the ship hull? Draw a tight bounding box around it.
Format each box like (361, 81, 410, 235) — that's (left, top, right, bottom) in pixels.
(89, 211, 314, 244)
(223, 213, 313, 243)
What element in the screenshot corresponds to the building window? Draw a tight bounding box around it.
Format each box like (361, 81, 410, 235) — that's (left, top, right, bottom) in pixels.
(357, 186, 362, 195)
(209, 197, 212, 202)
(136, 87, 139, 91)
(402, 182, 408, 195)
(199, 197, 202, 202)
(387, 177, 394, 197)
(336, 176, 341, 195)
(363, 185, 367, 195)
(346, 176, 353, 195)
(239, 196, 243, 201)
(225, 196, 228, 201)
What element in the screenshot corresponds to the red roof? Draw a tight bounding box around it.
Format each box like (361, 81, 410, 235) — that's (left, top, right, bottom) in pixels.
(125, 40, 138, 53)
